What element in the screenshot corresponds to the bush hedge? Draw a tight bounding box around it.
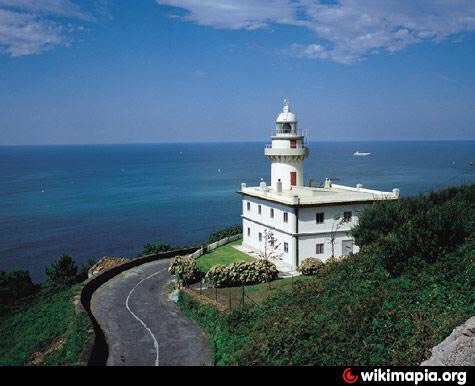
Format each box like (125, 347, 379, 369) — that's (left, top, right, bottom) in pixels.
(169, 255, 201, 285)
(297, 258, 324, 275)
(208, 225, 242, 244)
(205, 260, 278, 287)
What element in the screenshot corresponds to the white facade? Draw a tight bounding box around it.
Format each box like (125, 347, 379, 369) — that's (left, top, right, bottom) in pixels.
(240, 102, 400, 269)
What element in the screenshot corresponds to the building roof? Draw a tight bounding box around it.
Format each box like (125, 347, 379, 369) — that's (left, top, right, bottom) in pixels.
(240, 183, 399, 206)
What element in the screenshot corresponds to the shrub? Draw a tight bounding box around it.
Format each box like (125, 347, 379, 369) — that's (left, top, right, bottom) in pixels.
(208, 225, 242, 244)
(297, 258, 324, 275)
(169, 255, 201, 286)
(45, 254, 78, 288)
(205, 259, 278, 287)
(77, 258, 97, 282)
(205, 264, 229, 287)
(352, 184, 475, 275)
(140, 243, 172, 256)
(0, 270, 38, 311)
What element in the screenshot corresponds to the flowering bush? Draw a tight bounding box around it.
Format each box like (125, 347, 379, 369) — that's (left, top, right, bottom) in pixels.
(297, 257, 324, 275)
(205, 259, 278, 288)
(169, 255, 201, 285)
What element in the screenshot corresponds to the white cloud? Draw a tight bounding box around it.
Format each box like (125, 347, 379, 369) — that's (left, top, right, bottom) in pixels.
(0, 0, 90, 57)
(158, 0, 300, 30)
(157, 0, 475, 64)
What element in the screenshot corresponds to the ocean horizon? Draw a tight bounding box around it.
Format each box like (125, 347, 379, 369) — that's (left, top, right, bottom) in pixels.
(1, 140, 474, 282)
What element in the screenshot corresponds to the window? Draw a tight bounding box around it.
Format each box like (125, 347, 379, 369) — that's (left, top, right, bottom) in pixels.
(259, 232, 262, 242)
(283, 212, 288, 223)
(290, 139, 296, 149)
(247, 202, 251, 211)
(343, 211, 352, 222)
(247, 227, 250, 237)
(316, 212, 324, 224)
(270, 208, 274, 218)
(316, 243, 324, 254)
(258, 205, 262, 215)
(284, 242, 289, 253)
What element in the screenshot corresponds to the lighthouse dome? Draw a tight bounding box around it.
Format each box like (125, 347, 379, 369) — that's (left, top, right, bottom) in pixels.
(276, 101, 297, 123)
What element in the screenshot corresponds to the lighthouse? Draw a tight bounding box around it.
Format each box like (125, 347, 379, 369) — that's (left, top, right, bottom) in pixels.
(239, 101, 400, 270)
(264, 100, 309, 190)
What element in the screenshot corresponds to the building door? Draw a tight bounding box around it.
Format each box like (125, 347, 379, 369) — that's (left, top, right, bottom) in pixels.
(290, 171, 297, 186)
(290, 139, 296, 148)
(342, 240, 353, 256)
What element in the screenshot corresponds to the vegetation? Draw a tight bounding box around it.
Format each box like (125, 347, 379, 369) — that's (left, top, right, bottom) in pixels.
(0, 284, 92, 365)
(297, 257, 324, 275)
(196, 240, 253, 272)
(193, 275, 312, 311)
(205, 260, 278, 288)
(169, 255, 202, 286)
(139, 242, 173, 256)
(180, 184, 475, 365)
(207, 224, 242, 244)
(0, 254, 95, 365)
(45, 254, 79, 288)
(0, 270, 39, 314)
(352, 184, 475, 275)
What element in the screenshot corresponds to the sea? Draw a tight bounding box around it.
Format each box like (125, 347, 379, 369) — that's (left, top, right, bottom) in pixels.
(1, 141, 474, 282)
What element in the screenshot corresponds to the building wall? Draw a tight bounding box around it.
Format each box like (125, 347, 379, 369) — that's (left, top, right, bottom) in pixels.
(241, 195, 370, 268)
(241, 195, 297, 266)
(298, 203, 368, 234)
(242, 218, 296, 266)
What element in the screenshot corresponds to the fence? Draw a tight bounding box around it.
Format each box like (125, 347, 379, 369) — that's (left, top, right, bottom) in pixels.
(188, 233, 242, 260)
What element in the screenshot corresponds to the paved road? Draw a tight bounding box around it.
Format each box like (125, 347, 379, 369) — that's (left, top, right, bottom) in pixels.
(90, 259, 213, 366)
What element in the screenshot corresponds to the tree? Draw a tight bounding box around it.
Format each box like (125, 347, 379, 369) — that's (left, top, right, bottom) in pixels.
(0, 270, 38, 308)
(328, 215, 345, 259)
(258, 229, 283, 261)
(45, 254, 78, 288)
(139, 243, 172, 256)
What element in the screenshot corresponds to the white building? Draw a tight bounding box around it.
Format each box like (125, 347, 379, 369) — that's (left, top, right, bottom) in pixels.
(240, 101, 400, 269)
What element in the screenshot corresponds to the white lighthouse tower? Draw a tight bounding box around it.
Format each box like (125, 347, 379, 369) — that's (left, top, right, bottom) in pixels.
(240, 100, 400, 271)
(264, 100, 309, 190)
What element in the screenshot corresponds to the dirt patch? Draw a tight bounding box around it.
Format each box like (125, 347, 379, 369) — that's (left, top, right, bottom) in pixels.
(88, 257, 129, 277)
(28, 335, 66, 365)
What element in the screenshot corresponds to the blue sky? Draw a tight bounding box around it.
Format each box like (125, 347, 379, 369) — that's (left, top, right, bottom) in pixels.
(0, 0, 474, 145)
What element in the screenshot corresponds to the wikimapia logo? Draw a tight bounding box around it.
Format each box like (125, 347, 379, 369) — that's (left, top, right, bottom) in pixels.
(341, 368, 467, 385)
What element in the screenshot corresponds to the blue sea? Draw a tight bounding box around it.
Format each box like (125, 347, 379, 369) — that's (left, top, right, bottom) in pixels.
(1, 141, 474, 282)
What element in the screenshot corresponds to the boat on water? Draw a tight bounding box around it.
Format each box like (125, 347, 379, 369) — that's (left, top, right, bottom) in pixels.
(353, 151, 371, 156)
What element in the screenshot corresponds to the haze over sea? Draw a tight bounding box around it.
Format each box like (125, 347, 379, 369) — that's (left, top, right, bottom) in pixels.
(1, 141, 474, 282)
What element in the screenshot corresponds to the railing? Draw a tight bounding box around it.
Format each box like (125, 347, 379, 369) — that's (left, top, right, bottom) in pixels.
(265, 144, 307, 149)
(271, 128, 304, 136)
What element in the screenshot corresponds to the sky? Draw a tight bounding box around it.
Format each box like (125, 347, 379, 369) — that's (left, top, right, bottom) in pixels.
(0, 0, 474, 145)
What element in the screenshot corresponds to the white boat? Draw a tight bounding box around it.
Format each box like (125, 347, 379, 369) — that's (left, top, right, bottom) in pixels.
(353, 151, 371, 156)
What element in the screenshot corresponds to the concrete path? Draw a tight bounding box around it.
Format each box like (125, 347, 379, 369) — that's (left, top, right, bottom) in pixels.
(90, 259, 213, 366)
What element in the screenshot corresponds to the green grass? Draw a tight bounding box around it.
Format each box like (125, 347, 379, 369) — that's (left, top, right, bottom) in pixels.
(197, 240, 254, 272)
(198, 275, 312, 310)
(0, 284, 92, 366)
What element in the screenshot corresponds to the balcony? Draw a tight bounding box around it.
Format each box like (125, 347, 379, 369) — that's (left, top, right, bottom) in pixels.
(264, 146, 309, 157)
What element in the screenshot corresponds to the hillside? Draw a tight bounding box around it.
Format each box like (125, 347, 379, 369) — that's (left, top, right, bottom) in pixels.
(179, 184, 475, 365)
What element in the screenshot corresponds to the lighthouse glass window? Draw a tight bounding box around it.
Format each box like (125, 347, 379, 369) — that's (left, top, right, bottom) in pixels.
(283, 212, 288, 223)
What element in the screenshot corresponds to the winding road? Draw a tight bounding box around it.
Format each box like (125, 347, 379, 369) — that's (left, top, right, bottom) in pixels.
(90, 258, 213, 366)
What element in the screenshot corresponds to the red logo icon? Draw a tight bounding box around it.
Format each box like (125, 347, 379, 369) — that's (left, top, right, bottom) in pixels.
(342, 368, 359, 384)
